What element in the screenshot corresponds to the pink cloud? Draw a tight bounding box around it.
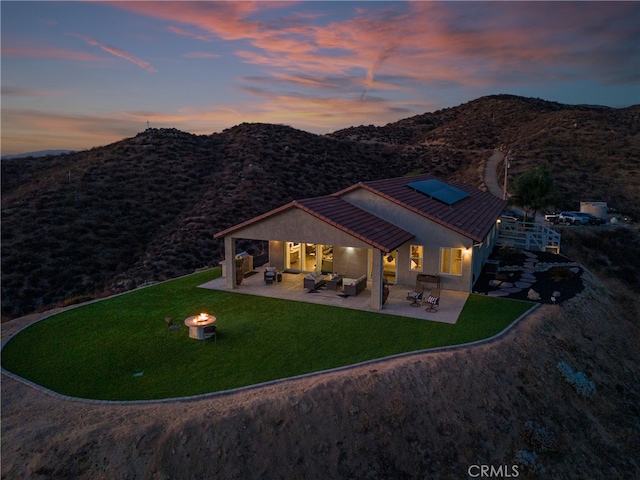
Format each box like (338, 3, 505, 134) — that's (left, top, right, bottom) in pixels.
(106, 1, 639, 91)
(167, 26, 214, 42)
(69, 33, 157, 73)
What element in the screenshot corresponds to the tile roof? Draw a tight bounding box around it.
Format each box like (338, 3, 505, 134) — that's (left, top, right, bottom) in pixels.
(215, 174, 505, 246)
(214, 196, 414, 253)
(296, 196, 414, 252)
(336, 173, 507, 243)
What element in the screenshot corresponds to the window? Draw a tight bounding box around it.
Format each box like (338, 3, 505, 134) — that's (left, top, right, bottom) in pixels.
(440, 247, 463, 275)
(409, 245, 423, 271)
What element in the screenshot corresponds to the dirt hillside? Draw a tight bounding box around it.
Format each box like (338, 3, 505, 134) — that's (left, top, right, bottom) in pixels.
(2, 269, 638, 479)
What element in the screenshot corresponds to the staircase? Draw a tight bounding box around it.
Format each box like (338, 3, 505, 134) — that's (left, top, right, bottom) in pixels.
(496, 219, 561, 253)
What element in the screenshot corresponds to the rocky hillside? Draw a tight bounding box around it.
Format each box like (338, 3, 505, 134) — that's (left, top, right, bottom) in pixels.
(2, 95, 638, 319)
(330, 95, 640, 210)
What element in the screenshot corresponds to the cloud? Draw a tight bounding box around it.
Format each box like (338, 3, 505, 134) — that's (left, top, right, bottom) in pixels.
(88, 1, 640, 90)
(183, 52, 221, 59)
(69, 33, 157, 73)
(6, 1, 636, 154)
(103, 0, 639, 132)
(167, 26, 214, 42)
(1, 86, 59, 97)
(1, 45, 105, 62)
(1, 108, 143, 154)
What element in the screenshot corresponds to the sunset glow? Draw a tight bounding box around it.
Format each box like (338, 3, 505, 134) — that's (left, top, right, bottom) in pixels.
(1, 1, 638, 155)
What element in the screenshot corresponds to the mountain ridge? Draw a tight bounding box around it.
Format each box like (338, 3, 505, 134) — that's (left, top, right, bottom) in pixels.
(2, 94, 639, 319)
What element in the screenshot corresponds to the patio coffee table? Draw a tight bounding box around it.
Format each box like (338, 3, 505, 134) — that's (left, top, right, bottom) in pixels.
(326, 275, 344, 291)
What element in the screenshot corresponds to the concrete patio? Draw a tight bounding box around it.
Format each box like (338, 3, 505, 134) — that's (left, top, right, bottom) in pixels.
(198, 267, 469, 324)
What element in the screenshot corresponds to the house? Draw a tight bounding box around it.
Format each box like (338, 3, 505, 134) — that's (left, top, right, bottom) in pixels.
(214, 173, 507, 310)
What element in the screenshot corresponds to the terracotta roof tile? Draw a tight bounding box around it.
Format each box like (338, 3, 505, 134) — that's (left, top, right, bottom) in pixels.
(216, 174, 505, 246)
(338, 174, 506, 243)
(214, 196, 414, 253)
(295, 196, 414, 252)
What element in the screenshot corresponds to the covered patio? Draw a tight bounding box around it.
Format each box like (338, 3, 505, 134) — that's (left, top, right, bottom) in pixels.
(199, 266, 469, 324)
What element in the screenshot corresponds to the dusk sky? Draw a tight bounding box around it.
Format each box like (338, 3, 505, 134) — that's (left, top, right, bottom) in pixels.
(2, 1, 639, 155)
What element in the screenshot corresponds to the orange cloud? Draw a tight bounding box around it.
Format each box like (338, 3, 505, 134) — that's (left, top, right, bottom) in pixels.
(1, 109, 140, 154)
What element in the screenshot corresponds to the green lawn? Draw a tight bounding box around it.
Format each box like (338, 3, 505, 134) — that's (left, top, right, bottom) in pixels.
(1, 268, 533, 401)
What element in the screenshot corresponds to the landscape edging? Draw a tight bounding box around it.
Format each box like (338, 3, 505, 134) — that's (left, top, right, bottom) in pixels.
(1, 301, 540, 406)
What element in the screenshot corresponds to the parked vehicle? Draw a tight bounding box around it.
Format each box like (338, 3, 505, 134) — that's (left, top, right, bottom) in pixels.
(544, 212, 588, 225)
(501, 209, 525, 221)
(571, 212, 606, 225)
(544, 212, 559, 223)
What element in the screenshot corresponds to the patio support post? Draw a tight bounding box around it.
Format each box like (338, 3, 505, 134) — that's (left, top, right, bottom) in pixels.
(371, 248, 383, 310)
(224, 236, 235, 289)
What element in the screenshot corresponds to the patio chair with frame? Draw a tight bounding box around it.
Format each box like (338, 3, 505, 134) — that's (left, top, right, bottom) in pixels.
(407, 282, 425, 307)
(203, 324, 217, 342)
(424, 288, 440, 312)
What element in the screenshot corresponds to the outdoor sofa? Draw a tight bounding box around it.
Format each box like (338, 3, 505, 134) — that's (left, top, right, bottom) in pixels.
(342, 274, 367, 296)
(304, 272, 327, 290)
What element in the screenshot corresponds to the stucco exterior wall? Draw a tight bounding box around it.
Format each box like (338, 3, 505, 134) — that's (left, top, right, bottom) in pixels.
(268, 240, 285, 271)
(470, 224, 499, 288)
(220, 187, 499, 295)
(342, 189, 481, 292)
(333, 246, 368, 278)
(229, 208, 373, 249)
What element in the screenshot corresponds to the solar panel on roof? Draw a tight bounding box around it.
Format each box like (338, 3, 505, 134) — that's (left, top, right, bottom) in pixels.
(407, 179, 469, 205)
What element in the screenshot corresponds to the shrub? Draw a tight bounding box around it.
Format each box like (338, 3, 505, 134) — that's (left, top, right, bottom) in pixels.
(557, 361, 596, 397)
(524, 420, 557, 452)
(514, 450, 545, 474)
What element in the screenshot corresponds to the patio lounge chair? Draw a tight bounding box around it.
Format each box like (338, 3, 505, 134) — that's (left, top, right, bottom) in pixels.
(424, 288, 440, 312)
(264, 267, 277, 284)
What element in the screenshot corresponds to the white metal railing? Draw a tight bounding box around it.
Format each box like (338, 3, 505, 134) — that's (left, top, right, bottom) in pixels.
(496, 220, 561, 253)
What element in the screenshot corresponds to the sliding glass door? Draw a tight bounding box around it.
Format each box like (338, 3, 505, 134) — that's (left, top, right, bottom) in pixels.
(285, 243, 333, 272)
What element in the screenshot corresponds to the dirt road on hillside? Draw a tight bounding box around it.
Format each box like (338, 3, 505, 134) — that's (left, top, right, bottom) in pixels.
(484, 151, 505, 199)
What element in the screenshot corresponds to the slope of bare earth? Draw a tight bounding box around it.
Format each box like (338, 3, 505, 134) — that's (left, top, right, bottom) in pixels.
(2, 270, 638, 479)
